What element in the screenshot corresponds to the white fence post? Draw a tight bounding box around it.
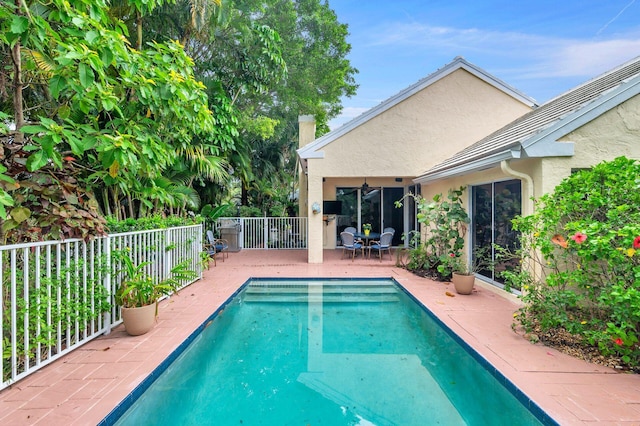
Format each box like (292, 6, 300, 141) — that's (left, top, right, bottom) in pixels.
(103, 235, 112, 335)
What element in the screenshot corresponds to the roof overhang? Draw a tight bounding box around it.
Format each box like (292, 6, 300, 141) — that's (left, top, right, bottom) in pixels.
(523, 75, 640, 157)
(414, 147, 523, 184)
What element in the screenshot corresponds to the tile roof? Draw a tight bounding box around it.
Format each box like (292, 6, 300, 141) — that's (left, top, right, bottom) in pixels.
(417, 56, 640, 182)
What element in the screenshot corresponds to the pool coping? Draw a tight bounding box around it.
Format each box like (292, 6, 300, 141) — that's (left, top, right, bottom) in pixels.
(98, 281, 250, 425)
(100, 277, 558, 425)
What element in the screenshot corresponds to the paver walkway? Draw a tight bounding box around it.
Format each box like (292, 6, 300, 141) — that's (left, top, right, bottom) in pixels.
(1, 249, 639, 425)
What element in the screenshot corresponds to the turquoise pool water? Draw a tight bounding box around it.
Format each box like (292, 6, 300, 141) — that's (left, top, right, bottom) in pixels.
(105, 278, 556, 425)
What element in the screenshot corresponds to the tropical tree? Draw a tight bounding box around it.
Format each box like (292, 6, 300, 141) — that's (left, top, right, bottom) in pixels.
(176, 0, 358, 213)
(0, 0, 220, 240)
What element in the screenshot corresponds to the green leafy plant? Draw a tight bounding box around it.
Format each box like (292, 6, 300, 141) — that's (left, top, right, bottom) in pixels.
(442, 246, 492, 276)
(395, 187, 470, 280)
(114, 249, 197, 308)
(106, 214, 201, 234)
(362, 223, 372, 232)
(3, 254, 110, 382)
(506, 157, 640, 368)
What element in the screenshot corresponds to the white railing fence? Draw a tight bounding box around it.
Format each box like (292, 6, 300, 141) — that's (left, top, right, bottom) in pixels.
(212, 217, 308, 250)
(1, 224, 202, 391)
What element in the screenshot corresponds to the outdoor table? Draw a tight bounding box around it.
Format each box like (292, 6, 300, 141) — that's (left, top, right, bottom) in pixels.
(354, 232, 380, 245)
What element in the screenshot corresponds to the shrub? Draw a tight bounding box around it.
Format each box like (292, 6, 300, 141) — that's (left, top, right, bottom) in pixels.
(395, 187, 470, 280)
(106, 214, 201, 233)
(508, 157, 640, 367)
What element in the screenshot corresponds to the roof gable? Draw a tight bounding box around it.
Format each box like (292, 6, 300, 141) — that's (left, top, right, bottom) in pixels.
(417, 56, 640, 182)
(297, 56, 537, 160)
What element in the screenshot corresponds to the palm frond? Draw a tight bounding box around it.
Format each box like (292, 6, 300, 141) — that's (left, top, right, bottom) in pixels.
(24, 49, 55, 75)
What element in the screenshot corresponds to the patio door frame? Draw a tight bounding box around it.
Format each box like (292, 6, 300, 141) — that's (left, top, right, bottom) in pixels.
(337, 185, 405, 246)
(471, 178, 522, 287)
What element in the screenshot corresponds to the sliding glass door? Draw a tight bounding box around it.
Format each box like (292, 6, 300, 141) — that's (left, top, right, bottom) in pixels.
(336, 186, 405, 246)
(471, 180, 521, 285)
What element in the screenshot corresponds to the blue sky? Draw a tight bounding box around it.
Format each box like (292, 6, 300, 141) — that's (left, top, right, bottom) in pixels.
(328, 0, 640, 129)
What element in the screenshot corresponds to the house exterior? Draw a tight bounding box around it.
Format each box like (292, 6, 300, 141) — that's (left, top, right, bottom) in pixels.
(415, 56, 640, 287)
(297, 57, 536, 263)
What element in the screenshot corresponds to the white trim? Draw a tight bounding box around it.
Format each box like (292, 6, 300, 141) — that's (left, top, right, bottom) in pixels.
(414, 148, 520, 184)
(523, 74, 640, 157)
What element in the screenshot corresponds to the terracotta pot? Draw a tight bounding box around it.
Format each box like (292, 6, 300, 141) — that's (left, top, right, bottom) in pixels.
(452, 273, 475, 295)
(121, 303, 157, 336)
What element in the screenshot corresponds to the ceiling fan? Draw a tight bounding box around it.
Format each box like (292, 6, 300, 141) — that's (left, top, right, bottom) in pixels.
(361, 178, 369, 194)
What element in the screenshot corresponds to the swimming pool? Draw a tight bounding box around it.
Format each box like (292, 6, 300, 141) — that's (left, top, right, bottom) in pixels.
(102, 278, 557, 425)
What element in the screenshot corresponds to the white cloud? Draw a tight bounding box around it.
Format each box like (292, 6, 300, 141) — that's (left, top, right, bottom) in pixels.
(365, 21, 640, 81)
(538, 39, 640, 77)
(338, 106, 371, 119)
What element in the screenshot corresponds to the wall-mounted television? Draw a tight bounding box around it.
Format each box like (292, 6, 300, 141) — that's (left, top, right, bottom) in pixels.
(323, 200, 342, 215)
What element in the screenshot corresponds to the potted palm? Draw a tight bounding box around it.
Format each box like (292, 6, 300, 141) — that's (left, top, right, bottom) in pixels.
(114, 250, 196, 335)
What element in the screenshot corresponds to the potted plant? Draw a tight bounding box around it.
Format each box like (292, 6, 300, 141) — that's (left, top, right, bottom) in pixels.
(441, 247, 491, 294)
(363, 223, 372, 236)
(114, 250, 196, 335)
(444, 254, 476, 294)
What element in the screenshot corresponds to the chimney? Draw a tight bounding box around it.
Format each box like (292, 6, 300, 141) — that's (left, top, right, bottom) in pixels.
(298, 115, 316, 148)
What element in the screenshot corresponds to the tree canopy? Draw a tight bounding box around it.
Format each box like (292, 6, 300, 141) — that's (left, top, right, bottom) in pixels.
(0, 0, 357, 242)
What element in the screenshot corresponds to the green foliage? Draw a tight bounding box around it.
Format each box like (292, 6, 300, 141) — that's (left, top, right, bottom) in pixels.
(1, 163, 107, 243)
(2, 253, 111, 382)
(151, 0, 358, 213)
(507, 157, 640, 368)
(0, 163, 15, 220)
(238, 205, 263, 217)
(1, 0, 222, 232)
(2, 0, 358, 232)
(113, 249, 197, 308)
(106, 214, 201, 233)
(395, 187, 470, 280)
(442, 246, 492, 276)
(200, 203, 232, 220)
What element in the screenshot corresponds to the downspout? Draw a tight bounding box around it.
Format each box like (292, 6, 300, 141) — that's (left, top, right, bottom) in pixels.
(500, 160, 534, 216)
(500, 160, 536, 290)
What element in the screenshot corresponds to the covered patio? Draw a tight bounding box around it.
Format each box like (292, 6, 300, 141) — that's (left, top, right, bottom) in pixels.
(1, 250, 638, 425)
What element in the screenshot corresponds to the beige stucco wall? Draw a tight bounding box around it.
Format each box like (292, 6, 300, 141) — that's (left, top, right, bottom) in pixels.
(304, 68, 534, 262)
(312, 68, 533, 178)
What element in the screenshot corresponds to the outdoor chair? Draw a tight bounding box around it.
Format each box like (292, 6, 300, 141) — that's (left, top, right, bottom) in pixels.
(340, 231, 364, 261)
(344, 226, 364, 244)
(206, 230, 229, 262)
(383, 227, 395, 236)
(203, 237, 218, 268)
(369, 231, 393, 261)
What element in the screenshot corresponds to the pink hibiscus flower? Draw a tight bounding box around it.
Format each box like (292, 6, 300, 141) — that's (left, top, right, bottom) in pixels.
(570, 232, 587, 244)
